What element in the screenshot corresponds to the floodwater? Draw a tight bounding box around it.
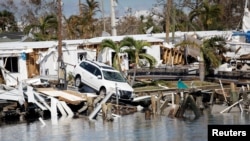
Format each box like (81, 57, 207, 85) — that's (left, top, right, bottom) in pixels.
(0, 108, 250, 141)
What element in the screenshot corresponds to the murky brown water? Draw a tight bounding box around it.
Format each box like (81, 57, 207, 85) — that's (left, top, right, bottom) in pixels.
(1, 109, 250, 141)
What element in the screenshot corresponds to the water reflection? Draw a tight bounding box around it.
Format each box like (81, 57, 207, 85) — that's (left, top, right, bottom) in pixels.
(1, 110, 250, 141)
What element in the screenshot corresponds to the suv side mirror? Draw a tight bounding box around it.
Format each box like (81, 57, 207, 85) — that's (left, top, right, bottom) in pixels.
(97, 75, 102, 79)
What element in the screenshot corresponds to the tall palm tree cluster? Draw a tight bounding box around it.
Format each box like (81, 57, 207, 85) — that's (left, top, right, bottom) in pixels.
(64, 0, 100, 39)
(23, 14, 58, 41)
(189, 1, 222, 30)
(100, 37, 157, 85)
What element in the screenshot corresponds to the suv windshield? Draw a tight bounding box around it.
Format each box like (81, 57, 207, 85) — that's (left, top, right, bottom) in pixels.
(103, 70, 126, 82)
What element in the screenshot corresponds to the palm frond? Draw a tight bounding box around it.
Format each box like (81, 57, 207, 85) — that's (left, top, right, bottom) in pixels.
(100, 39, 118, 51)
(139, 53, 157, 68)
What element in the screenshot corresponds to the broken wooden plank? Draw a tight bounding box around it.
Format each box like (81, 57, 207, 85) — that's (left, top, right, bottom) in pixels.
(36, 88, 86, 105)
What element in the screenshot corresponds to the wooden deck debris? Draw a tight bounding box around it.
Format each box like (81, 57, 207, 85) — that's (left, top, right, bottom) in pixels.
(112, 104, 137, 115)
(36, 88, 87, 105)
(210, 82, 250, 113)
(220, 99, 243, 113)
(76, 94, 102, 115)
(88, 91, 114, 120)
(2, 78, 250, 124)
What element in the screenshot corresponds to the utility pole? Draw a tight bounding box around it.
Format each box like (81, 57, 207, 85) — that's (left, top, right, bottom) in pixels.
(165, 0, 172, 43)
(57, 0, 66, 89)
(79, 0, 83, 16)
(101, 0, 106, 31)
(57, 0, 62, 63)
(171, 2, 175, 43)
(110, 0, 117, 36)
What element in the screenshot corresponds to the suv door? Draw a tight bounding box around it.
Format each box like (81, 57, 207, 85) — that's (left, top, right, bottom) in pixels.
(91, 66, 103, 91)
(83, 62, 102, 91)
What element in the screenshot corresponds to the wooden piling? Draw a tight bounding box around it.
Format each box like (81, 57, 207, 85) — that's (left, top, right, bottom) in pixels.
(242, 89, 250, 109)
(188, 95, 201, 117)
(160, 99, 169, 114)
(175, 94, 201, 118)
(87, 97, 94, 115)
(151, 95, 157, 115)
(175, 95, 188, 118)
(175, 93, 180, 105)
(168, 105, 179, 118)
(101, 103, 107, 119)
(145, 108, 151, 120)
(196, 96, 204, 109)
(106, 103, 113, 121)
(209, 92, 215, 105)
(156, 93, 162, 115)
(230, 82, 238, 104)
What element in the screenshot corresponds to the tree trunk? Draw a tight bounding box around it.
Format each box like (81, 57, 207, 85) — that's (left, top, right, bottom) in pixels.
(130, 65, 137, 87)
(199, 49, 205, 81)
(199, 61, 205, 81)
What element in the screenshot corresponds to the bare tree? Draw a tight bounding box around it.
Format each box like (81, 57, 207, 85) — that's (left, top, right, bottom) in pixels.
(0, 0, 57, 31)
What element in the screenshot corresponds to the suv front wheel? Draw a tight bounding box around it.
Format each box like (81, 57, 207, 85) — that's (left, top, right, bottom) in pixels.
(75, 76, 83, 88)
(99, 87, 106, 96)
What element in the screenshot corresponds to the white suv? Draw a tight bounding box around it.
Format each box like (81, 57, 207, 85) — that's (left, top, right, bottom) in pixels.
(72, 60, 134, 101)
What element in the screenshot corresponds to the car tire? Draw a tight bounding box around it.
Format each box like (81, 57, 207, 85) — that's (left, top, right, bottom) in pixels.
(75, 76, 83, 88)
(99, 87, 106, 96)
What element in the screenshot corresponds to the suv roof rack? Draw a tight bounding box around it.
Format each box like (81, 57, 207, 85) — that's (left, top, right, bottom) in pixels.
(86, 60, 114, 70)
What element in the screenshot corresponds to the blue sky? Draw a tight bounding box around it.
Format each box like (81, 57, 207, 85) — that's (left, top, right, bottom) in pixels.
(62, 0, 158, 18)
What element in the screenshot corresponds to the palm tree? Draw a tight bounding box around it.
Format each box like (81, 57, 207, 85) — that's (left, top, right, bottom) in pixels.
(100, 39, 125, 71)
(202, 36, 228, 74)
(121, 37, 157, 86)
(189, 0, 221, 30)
(64, 15, 84, 39)
(175, 35, 227, 81)
(64, 15, 76, 39)
(80, 0, 100, 38)
(24, 14, 58, 41)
